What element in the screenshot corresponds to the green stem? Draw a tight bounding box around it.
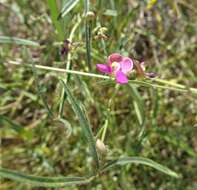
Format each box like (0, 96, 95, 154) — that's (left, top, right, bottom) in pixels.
(8, 61, 197, 95)
(151, 78, 197, 93)
(66, 16, 82, 73)
(59, 16, 82, 118)
(101, 120, 108, 142)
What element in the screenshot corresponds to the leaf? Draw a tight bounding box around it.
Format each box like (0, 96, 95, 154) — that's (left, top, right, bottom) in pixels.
(0, 36, 39, 46)
(84, 0, 92, 70)
(0, 167, 92, 187)
(47, 0, 64, 41)
(75, 75, 94, 104)
(129, 85, 147, 143)
(85, 21, 92, 70)
(60, 80, 99, 170)
(129, 85, 145, 126)
(58, 0, 80, 19)
(102, 157, 180, 178)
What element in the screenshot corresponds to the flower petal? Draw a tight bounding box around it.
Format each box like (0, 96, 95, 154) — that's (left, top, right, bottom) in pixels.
(96, 64, 112, 74)
(120, 57, 133, 73)
(111, 62, 121, 72)
(108, 53, 123, 65)
(115, 71, 128, 84)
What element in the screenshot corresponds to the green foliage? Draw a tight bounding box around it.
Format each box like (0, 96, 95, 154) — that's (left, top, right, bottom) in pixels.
(47, 0, 64, 41)
(0, 0, 197, 189)
(0, 36, 39, 46)
(84, 0, 92, 70)
(58, 0, 80, 19)
(0, 168, 91, 187)
(102, 157, 180, 178)
(60, 79, 99, 171)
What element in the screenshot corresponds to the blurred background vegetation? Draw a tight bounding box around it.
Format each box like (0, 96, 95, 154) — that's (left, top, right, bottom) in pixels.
(0, 0, 197, 189)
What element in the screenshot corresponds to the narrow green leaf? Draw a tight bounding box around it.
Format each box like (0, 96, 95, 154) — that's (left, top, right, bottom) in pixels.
(47, 0, 64, 41)
(58, 0, 80, 19)
(60, 80, 99, 170)
(102, 157, 180, 178)
(84, 0, 92, 70)
(0, 36, 39, 46)
(85, 21, 92, 70)
(129, 85, 145, 126)
(75, 75, 94, 103)
(59, 88, 67, 118)
(0, 167, 91, 187)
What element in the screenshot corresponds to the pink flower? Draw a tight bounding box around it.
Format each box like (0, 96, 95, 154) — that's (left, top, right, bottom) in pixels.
(96, 53, 133, 84)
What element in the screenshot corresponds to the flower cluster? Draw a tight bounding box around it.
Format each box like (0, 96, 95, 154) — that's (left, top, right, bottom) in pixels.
(96, 53, 133, 84)
(96, 53, 156, 84)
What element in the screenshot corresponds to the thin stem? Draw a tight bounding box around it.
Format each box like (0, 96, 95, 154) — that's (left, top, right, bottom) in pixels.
(7, 61, 197, 95)
(9, 61, 109, 78)
(59, 16, 82, 118)
(151, 78, 197, 93)
(66, 16, 82, 72)
(101, 84, 120, 141)
(152, 78, 186, 88)
(101, 120, 109, 142)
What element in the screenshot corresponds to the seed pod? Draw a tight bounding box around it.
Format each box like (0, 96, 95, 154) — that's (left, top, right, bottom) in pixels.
(96, 139, 107, 155)
(85, 11, 95, 20)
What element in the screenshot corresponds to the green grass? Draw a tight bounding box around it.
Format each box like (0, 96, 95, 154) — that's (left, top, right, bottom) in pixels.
(0, 0, 197, 189)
